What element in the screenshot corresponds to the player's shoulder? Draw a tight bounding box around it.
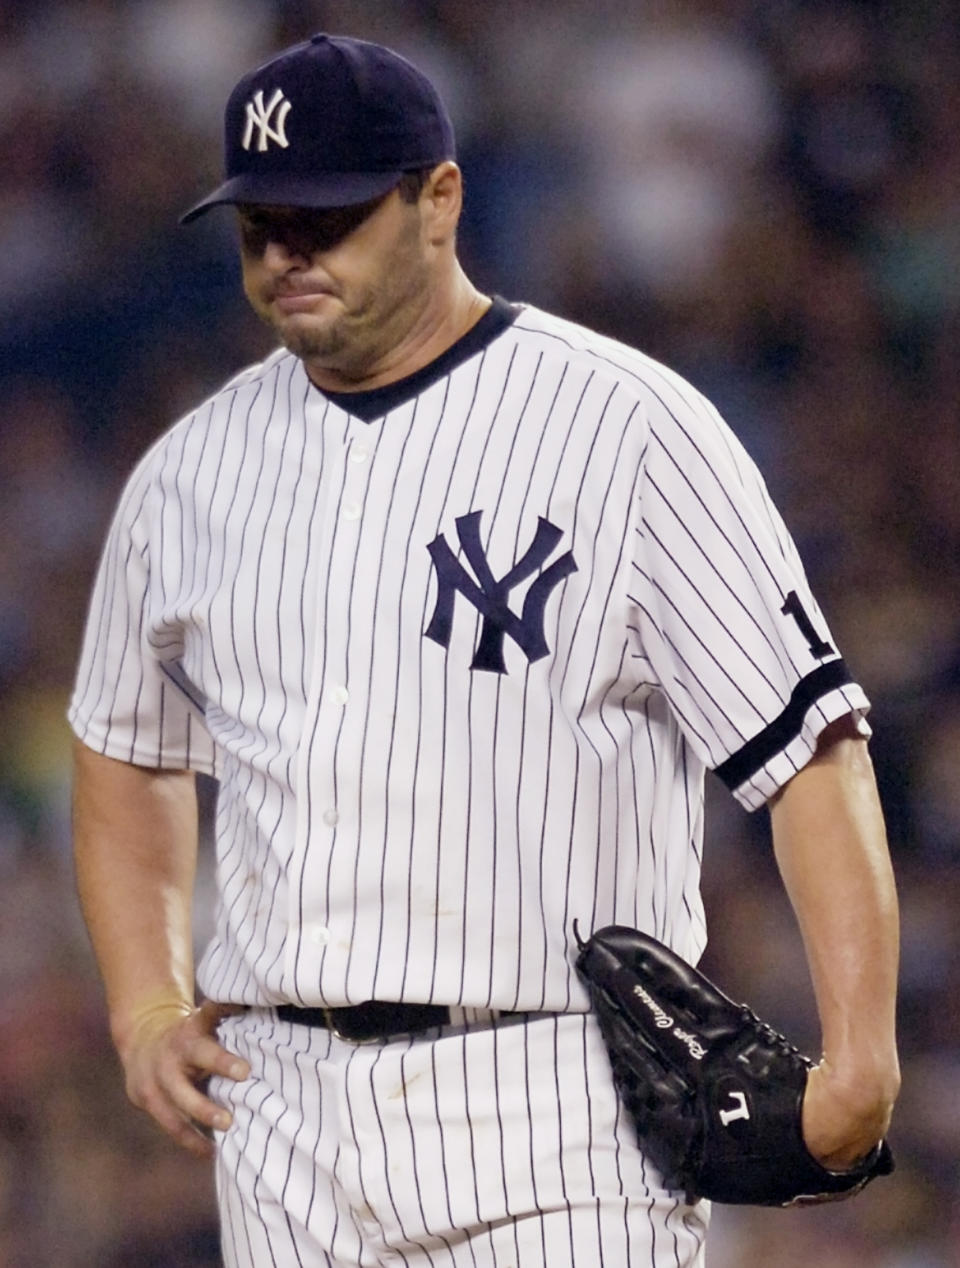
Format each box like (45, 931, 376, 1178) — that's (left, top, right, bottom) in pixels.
(213, 344, 295, 396)
(510, 303, 749, 470)
(172, 345, 296, 438)
(108, 346, 300, 522)
(136, 346, 298, 467)
(510, 304, 712, 415)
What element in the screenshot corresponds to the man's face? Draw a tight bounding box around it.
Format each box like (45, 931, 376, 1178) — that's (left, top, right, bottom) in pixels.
(237, 186, 432, 381)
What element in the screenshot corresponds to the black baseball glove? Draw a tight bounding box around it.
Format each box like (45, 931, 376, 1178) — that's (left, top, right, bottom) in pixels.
(574, 923, 894, 1206)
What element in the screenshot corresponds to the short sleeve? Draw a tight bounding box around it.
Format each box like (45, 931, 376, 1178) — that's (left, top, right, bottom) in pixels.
(627, 383, 869, 810)
(68, 448, 218, 774)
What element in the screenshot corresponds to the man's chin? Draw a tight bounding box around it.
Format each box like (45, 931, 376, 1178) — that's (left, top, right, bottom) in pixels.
(275, 316, 348, 362)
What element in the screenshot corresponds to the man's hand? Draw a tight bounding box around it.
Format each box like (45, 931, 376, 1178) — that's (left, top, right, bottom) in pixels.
(802, 1058, 897, 1171)
(116, 999, 251, 1158)
(72, 746, 251, 1157)
(574, 923, 895, 1205)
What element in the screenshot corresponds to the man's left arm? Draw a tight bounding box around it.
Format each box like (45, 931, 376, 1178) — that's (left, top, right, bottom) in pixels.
(769, 714, 901, 1169)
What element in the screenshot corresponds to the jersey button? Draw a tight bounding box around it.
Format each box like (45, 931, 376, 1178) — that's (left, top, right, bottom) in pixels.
(343, 501, 361, 521)
(322, 808, 339, 827)
(307, 924, 330, 946)
(350, 445, 369, 463)
(332, 685, 349, 704)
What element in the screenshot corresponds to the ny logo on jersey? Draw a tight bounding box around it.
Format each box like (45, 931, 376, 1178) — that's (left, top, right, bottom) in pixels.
(425, 511, 577, 673)
(242, 88, 292, 152)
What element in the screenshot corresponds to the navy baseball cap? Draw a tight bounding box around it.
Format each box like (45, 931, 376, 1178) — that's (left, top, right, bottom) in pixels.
(180, 34, 455, 223)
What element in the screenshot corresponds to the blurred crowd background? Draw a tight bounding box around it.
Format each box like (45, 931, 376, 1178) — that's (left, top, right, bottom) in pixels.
(1, 0, 958, 1263)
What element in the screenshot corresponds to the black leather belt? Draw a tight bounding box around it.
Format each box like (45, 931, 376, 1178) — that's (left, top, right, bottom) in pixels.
(276, 1000, 514, 1043)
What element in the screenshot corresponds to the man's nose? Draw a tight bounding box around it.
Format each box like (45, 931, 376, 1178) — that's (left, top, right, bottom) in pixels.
(261, 236, 311, 269)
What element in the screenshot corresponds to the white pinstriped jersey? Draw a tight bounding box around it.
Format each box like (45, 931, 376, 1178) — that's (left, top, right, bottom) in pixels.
(70, 299, 868, 1013)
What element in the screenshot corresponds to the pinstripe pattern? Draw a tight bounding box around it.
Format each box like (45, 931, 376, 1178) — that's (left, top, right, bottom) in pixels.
(212, 1008, 709, 1266)
(71, 300, 867, 1262)
(70, 301, 867, 1010)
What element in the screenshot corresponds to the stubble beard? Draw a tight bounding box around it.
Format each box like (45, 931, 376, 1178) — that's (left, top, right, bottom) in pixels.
(254, 213, 431, 381)
(274, 259, 430, 381)
(276, 313, 352, 363)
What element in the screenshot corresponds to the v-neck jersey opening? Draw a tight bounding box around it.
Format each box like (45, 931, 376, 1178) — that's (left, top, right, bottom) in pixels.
(311, 296, 521, 423)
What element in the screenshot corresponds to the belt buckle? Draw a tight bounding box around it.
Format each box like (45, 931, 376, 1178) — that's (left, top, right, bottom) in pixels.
(322, 1005, 383, 1044)
(323, 1001, 453, 1043)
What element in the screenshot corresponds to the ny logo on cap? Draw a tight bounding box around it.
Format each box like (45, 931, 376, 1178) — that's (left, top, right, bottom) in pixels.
(242, 88, 292, 152)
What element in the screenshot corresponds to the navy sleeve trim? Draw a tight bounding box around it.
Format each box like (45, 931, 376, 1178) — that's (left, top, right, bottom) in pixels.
(714, 659, 855, 791)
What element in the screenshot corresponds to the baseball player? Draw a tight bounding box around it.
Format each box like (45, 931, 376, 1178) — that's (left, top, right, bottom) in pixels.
(70, 33, 899, 1268)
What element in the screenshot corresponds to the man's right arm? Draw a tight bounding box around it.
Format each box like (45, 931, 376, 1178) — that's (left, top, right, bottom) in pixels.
(72, 738, 249, 1157)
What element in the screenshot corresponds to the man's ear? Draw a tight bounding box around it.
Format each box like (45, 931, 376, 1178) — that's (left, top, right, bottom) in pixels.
(422, 161, 463, 246)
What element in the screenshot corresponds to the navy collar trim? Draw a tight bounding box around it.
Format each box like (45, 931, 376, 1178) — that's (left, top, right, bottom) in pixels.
(312, 296, 520, 422)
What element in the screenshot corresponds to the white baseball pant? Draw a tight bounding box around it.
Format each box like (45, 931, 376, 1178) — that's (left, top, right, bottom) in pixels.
(211, 1008, 709, 1266)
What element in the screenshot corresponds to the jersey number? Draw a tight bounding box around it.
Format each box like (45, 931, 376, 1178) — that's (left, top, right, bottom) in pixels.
(781, 591, 834, 659)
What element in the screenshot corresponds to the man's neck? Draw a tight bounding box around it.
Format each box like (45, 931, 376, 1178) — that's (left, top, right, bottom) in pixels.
(304, 271, 491, 394)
